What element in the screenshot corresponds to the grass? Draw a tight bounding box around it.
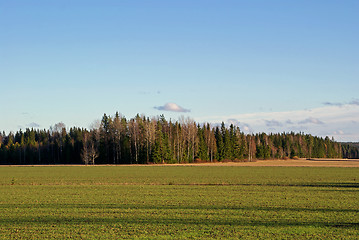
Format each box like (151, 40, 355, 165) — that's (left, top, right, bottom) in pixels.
(0, 166, 358, 239)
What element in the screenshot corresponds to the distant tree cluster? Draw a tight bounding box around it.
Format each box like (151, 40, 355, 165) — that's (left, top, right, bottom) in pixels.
(0, 113, 348, 165)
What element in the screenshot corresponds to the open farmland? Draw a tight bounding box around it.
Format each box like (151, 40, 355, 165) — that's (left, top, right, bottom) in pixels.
(0, 165, 358, 239)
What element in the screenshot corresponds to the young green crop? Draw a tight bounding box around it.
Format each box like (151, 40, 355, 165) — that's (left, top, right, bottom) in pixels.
(0, 166, 358, 239)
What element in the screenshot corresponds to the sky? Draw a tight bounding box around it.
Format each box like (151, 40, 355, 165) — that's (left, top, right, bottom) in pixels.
(1, 0, 358, 142)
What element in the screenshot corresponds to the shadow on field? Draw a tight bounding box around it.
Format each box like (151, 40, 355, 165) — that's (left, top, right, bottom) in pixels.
(136, 182, 359, 190)
(3, 182, 359, 189)
(1, 203, 358, 214)
(170, 182, 359, 188)
(293, 182, 359, 188)
(1, 203, 358, 213)
(0, 213, 358, 229)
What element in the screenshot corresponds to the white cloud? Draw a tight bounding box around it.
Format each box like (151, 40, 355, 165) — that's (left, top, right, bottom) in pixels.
(226, 119, 253, 133)
(196, 103, 359, 141)
(240, 123, 253, 133)
(227, 119, 240, 126)
(333, 130, 345, 135)
(154, 103, 190, 113)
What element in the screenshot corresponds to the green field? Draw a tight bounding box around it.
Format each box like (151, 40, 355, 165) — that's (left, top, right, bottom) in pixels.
(0, 166, 358, 239)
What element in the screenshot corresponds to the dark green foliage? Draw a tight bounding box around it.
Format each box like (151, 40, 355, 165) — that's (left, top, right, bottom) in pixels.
(197, 125, 208, 161)
(0, 114, 346, 165)
(342, 142, 359, 159)
(214, 126, 224, 160)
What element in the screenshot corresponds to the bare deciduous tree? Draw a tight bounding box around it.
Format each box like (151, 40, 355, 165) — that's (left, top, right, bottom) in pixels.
(81, 131, 99, 165)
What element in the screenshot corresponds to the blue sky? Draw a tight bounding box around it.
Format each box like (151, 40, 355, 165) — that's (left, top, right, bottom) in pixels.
(1, 0, 358, 141)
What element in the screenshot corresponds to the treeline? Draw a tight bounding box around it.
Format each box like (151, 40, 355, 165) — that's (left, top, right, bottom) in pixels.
(0, 113, 346, 165)
(342, 142, 359, 159)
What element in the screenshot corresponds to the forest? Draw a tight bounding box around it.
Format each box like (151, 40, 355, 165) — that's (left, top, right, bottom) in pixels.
(0, 112, 357, 165)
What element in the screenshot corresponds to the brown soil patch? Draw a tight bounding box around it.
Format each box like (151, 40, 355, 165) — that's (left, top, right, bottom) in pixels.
(172, 159, 359, 167)
(1, 159, 359, 167)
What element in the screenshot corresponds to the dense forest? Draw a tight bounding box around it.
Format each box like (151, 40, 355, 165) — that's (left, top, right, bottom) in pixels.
(0, 113, 357, 165)
(341, 142, 359, 159)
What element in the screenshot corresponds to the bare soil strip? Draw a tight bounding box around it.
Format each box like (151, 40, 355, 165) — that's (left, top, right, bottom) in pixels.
(1, 159, 359, 167)
(178, 159, 359, 167)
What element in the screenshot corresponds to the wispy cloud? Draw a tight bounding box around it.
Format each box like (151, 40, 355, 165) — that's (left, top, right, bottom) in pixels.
(298, 117, 324, 125)
(154, 103, 190, 113)
(265, 119, 283, 127)
(138, 90, 161, 95)
(323, 99, 359, 107)
(196, 104, 359, 141)
(323, 102, 343, 107)
(349, 99, 359, 106)
(27, 122, 40, 128)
